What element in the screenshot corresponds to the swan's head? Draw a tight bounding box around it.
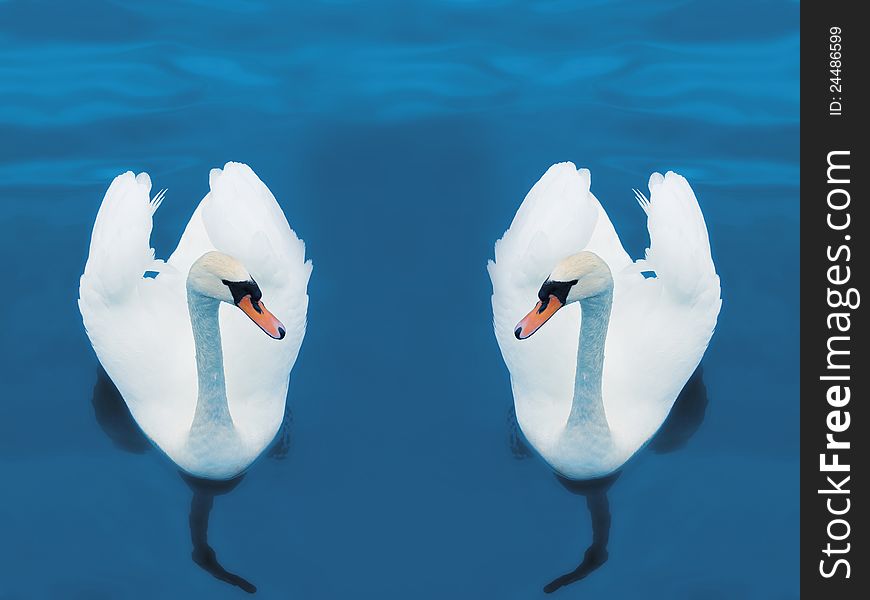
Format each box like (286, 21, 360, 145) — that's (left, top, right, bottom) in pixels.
(514, 251, 612, 340)
(187, 251, 286, 340)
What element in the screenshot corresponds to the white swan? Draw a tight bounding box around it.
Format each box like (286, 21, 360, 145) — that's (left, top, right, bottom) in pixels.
(489, 163, 720, 479)
(79, 162, 312, 480)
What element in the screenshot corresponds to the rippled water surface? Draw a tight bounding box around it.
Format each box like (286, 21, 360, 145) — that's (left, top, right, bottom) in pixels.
(0, 1, 798, 598)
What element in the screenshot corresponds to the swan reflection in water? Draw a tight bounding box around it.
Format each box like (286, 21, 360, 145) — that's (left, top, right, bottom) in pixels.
(510, 366, 709, 594)
(92, 368, 292, 594)
(181, 473, 255, 593)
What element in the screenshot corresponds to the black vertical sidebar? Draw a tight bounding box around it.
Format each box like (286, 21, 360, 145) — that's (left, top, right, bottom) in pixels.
(801, 2, 867, 597)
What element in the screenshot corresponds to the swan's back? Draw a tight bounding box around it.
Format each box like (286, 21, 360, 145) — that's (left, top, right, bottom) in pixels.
(79, 163, 311, 471)
(489, 164, 720, 472)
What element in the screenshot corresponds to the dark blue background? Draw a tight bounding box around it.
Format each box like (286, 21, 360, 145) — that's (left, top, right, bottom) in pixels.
(0, 1, 798, 598)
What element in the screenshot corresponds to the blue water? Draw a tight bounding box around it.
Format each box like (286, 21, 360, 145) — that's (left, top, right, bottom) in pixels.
(0, 1, 798, 598)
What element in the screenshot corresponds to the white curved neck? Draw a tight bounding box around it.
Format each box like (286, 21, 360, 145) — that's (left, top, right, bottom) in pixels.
(567, 290, 612, 433)
(187, 290, 234, 436)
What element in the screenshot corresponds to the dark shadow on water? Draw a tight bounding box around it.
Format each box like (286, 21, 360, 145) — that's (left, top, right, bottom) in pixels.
(507, 404, 534, 460)
(507, 365, 709, 593)
(267, 379, 294, 460)
(90, 366, 286, 594)
(91, 368, 151, 454)
(648, 366, 708, 454)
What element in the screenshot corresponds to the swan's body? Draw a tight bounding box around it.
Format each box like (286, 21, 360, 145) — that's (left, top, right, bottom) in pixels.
(489, 163, 720, 479)
(79, 162, 311, 480)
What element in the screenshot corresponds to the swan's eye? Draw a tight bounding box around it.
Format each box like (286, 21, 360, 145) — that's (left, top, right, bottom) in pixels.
(538, 279, 577, 306)
(222, 279, 262, 306)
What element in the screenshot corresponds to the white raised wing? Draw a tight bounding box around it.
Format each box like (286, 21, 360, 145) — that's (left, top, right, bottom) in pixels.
(168, 162, 312, 451)
(603, 172, 721, 449)
(78, 172, 196, 455)
(488, 163, 634, 452)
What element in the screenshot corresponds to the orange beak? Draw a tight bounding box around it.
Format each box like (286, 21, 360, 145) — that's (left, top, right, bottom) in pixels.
(514, 295, 563, 340)
(237, 295, 286, 340)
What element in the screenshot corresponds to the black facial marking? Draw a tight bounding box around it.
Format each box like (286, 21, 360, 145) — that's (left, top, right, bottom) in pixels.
(222, 279, 262, 308)
(537, 279, 577, 312)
